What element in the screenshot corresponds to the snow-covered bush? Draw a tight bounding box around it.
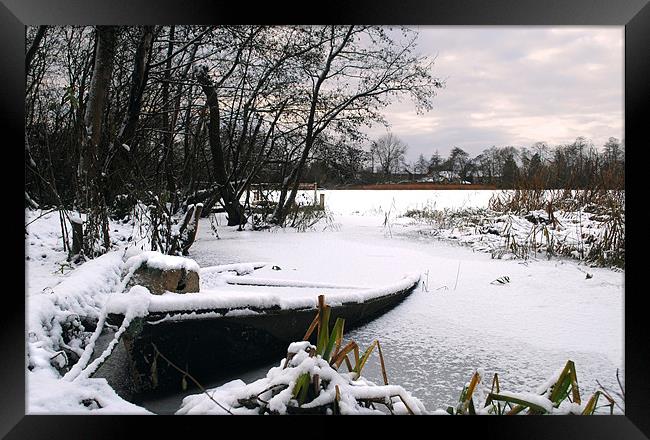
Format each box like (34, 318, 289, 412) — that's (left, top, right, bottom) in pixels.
(177, 340, 426, 415)
(129, 199, 204, 255)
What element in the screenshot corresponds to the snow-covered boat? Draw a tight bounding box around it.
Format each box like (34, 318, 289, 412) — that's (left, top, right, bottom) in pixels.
(92, 267, 420, 399)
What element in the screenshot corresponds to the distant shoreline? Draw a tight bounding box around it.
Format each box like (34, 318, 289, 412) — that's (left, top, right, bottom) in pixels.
(337, 183, 499, 190)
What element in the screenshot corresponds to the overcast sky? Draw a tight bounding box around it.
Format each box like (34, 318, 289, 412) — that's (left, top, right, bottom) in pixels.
(363, 27, 624, 162)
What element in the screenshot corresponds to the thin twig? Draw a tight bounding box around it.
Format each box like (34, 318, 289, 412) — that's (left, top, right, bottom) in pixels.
(256, 383, 286, 398)
(616, 368, 625, 399)
(25, 208, 61, 228)
(421, 270, 429, 292)
(151, 343, 233, 414)
(595, 378, 625, 412)
(454, 261, 461, 290)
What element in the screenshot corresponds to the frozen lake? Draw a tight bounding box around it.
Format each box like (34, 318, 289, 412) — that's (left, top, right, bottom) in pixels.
(287, 188, 496, 216)
(141, 190, 624, 414)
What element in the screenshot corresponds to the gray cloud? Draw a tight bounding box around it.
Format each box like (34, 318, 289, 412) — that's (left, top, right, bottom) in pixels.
(363, 27, 624, 162)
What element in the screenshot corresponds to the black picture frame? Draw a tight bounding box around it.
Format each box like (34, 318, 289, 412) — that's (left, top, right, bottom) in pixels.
(5, 0, 648, 437)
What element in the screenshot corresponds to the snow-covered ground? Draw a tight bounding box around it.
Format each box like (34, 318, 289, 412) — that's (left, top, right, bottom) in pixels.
(25, 190, 625, 414)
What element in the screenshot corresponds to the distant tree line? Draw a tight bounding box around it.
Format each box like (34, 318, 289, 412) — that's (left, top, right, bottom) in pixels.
(410, 136, 624, 189)
(25, 25, 442, 257)
(301, 134, 625, 190)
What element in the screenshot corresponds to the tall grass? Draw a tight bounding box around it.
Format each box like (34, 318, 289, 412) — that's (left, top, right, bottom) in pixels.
(488, 189, 624, 268)
(449, 360, 619, 415)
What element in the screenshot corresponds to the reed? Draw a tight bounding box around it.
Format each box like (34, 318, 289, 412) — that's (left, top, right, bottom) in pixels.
(448, 360, 618, 415)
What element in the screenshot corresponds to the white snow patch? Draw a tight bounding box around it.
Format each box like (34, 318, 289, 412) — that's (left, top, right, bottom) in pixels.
(224, 308, 260, 317)
(64, 286, 152, 382)
(28, 370, 151, 414)
(495, 391, 555, 413)
(200, 262, 267, 276)
(222, 275, 366, 289)
(125, 251, 200, 273)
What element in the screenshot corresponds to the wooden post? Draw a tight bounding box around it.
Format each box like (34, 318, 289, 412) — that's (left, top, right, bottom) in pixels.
(70, 217, 83, 258)
(319, 193, 325, 209)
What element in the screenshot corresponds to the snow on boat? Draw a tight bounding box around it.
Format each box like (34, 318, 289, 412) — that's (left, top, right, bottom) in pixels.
(92, 265, 420, 399)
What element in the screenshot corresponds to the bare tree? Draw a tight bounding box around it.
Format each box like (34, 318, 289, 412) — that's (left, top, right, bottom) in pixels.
(414, 154, 430, 174)
(446, 147, 469, 178)
(25, 25, 626, 256)
(271, 26, 442, 224)
(371, 133, 408, 177)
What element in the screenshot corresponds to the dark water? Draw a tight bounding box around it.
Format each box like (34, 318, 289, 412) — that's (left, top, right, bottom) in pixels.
(136, 360, 277, 414)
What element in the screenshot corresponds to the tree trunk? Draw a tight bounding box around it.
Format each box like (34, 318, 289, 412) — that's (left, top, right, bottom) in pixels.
(70, 217, 83, 259)
(112, 25, 154, 188)
(162, 26, 178, 210)
(25, 25, 48, 80)
(279, 147, 311, 223)
(79, 26, 118, 255)
(80, 27, 117, 183)
(271, 165, 299, 224)
(169, 39, 198, 202)
(195, 68, 246, 226)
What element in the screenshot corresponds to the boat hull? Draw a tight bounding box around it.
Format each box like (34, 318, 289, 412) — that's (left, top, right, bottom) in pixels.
(93, 278, 419, 399)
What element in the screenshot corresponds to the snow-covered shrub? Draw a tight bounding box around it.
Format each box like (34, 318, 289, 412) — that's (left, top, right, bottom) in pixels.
(177, 340, 426, 415)
(177, 295, 425, 415)
(110, 193, 134, 220)
(404, 189, 625, 268)
(287, 204, 339, 232)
